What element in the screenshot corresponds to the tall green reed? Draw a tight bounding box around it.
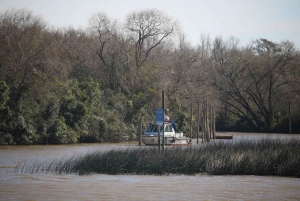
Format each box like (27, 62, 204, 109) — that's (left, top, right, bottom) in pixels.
(15, 138, 300, 177)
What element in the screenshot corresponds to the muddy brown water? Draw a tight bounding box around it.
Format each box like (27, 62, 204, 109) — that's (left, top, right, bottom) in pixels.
(1, 133, 300, 200)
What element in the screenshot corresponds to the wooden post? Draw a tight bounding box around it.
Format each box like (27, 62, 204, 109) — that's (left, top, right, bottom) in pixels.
(138, 117, 143, 145)
(197, 101, 216, 142)
(289, 101, 291, 134)
(158, 126, 161, 152)
(197, 102, 200, 145)
(201, 116, 204, 143)
(210, 104, 213, 139)
(212, 106, 216, 139)
(190, 104, 193, 142)
(202, 103, 206, 142)
(205, 101, 210, 142)
(162, 90, 165, 153)
(207, 104, 212, 139)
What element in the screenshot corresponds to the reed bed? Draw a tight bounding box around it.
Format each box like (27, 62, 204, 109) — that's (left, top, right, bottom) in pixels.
(15, 138, 300, 177)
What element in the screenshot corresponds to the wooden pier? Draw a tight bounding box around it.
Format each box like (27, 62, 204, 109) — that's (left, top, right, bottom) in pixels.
(215, 135, 233, 139)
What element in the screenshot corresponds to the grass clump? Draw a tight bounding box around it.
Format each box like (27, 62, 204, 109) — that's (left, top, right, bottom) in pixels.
(15, 138, 300, 177)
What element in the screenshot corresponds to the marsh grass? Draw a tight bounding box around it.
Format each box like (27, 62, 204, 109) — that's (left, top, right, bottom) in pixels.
(15, 138, 300, 177)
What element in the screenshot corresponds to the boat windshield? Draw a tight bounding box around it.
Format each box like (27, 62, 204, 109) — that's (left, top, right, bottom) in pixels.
(145, 124, 173, 132)
(146, 124, 162, 132)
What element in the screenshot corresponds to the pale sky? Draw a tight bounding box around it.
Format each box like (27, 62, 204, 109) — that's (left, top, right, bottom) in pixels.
(1, 0, 300, 48)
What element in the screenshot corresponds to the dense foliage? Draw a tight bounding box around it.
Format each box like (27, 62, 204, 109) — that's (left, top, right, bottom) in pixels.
(1, 9, 300, 144)
(16, 138, 300, 177)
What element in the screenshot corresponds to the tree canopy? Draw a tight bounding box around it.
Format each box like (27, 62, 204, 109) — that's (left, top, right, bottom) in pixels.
(0, 9, 299, 144)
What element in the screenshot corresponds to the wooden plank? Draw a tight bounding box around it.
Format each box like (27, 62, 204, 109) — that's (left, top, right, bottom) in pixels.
(215, 135, 233, 139)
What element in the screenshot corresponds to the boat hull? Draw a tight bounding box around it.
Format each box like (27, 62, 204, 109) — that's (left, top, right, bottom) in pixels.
(142, 135, 191, 146)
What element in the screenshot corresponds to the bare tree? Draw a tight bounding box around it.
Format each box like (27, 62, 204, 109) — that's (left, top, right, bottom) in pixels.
(168, 35, 200, 103)
(125, 9, 177, 69)
(88, 12, 130, 93)
(210, 37, 300, 131)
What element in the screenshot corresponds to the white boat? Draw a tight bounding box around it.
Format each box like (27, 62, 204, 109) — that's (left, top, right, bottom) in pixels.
(142, 118, 191, 146)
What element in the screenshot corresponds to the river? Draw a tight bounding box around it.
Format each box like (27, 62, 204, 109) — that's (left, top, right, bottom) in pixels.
(0, 133, 300, 200)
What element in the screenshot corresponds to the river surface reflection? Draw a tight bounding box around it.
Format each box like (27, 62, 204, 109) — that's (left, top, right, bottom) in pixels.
(0, 133, 300, 200)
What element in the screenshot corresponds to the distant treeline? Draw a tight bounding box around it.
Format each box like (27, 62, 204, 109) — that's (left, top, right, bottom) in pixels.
(1, 9, 300, 144)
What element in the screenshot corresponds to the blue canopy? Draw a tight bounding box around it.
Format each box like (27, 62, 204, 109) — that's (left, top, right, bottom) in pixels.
(171, 121, 177, 133)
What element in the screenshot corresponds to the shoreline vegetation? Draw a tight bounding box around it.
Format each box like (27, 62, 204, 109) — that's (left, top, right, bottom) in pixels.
(1, 9, 300, 145)
(15, 138, 300, 177)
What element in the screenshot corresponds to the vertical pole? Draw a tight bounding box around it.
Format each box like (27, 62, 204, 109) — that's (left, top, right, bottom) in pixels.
(138, 117, 142, 145)
(205, 101, 207, 142)
(202, 104, 204, 143)
(162, 90, 165, 153)
(204, 101, 206, 142)
(158, 126, 161, 152)
(205, 101, 210, 142)
(212, 106, 215, 139)
(190, 104, 193, 143)
(197, 102, 200, 145)
(289, 101, 291, 134)
(209, 104, 212, 139)
(210, 104, 213, 139)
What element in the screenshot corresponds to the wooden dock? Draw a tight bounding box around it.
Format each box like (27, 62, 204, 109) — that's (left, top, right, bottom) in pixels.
(215, 135, 233, 139)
